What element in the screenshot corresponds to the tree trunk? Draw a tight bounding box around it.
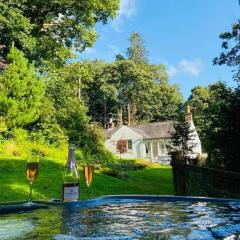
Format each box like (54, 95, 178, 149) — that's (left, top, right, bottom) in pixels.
(118, 107, 123, 127)
(127, 103, 131, 126)
(131, 102, 137, 125)
(103, 101, 107, 128)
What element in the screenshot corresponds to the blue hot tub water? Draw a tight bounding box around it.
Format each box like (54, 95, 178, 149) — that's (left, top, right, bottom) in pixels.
(0, 195, 240, 240)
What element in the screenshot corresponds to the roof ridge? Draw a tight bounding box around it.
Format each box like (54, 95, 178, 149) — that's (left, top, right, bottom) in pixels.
(131, 120, 174, 128)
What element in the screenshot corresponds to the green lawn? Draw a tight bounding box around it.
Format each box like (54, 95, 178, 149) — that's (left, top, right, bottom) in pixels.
(0, 156, 174, 202)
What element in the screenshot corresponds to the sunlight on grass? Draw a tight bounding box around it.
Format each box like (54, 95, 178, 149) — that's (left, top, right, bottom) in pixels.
(0, 155, 174, 202)
(8, 183, 46, 200)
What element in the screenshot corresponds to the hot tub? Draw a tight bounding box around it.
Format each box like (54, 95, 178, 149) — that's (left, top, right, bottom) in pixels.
(0, 195, 240, 239)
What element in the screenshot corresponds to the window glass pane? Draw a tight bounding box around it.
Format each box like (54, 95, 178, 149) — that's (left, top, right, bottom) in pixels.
(145, 142, 150, 155)
(127, 140, 132, 150)
(161, 144, 166, 155)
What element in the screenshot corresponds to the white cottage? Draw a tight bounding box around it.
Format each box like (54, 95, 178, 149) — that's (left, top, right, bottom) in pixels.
(105, 108, 202, 164)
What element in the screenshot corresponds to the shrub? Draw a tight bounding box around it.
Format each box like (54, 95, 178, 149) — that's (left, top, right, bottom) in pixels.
(102, 168, 128, 180)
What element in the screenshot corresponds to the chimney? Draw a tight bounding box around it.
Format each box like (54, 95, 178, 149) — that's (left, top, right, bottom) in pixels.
(106, 114, 115, 129)
(185, 105, 193, 122)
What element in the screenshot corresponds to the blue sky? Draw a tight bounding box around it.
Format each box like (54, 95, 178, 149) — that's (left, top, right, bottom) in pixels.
(79, 0, 239, 99)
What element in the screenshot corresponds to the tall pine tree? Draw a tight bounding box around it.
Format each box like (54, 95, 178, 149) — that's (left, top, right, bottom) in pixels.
(0, 46, 44, 129)
(126, 32, 148, 64)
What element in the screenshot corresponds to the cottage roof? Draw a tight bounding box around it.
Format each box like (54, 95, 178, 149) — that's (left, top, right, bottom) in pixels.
(105, 127, 121, 139)
(105, 121, 175, 139)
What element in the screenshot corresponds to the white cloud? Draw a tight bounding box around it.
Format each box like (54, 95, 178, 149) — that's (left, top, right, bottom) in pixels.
(84, 47, 97, 55)
(163, 59, 204, 78)
(118, 0, 137, 18)
(112, 0, 138, 32)
(179, 59, 204, 76)
(167, 65, 178, 77)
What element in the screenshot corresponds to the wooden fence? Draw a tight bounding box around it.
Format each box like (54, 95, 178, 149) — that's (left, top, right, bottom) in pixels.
(171, 160, 240, 199)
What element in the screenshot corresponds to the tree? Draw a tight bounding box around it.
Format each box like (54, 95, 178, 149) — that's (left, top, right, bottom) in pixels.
(0, 0, 120, 65)
(149, 64, 169, 85)
(84, 58, 183, 126)
(0, 2, 35, 57)
(27, 97, 67, 146)
(187, 82, 232, 150)
(149, 83, 183, 122)
(43, 62, 107, 156)
(213, 18, 240, 82)
(204, 86, 239, 172)
(210, 5, 240, 172)
(187, 82, 240, 171)
(187, 86, 211, 149)
(126, 32, 148, 64)
(0, 46, 44, 129)
(169, 117, 196, 162)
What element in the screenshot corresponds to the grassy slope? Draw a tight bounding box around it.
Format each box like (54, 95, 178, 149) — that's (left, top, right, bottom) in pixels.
(0, 156, 174, 202)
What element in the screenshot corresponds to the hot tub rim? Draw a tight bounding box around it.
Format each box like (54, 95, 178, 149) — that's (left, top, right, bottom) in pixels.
(1, 195, 239, 215)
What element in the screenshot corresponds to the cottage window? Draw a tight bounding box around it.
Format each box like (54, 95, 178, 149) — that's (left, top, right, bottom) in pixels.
(116, 139, 132, 152)
(161, 144, 166, 155)
(116, 139, 127, 153)
(145, 142, 150, 156)
(127, 140, 132, 150)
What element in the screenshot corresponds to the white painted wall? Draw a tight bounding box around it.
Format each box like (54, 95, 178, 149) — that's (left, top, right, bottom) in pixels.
(187, 120, 202, 158)
(105, 126, 144, 159)
(105, 120, 202, 162)
(105, 125, 172, 163)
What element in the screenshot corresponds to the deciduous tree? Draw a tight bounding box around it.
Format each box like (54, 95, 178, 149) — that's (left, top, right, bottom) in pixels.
(0, 0, 120, 65)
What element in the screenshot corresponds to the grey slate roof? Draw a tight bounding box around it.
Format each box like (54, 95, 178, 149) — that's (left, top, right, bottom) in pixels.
(105, 127, 121, 139)
(105, 121, 175, 139)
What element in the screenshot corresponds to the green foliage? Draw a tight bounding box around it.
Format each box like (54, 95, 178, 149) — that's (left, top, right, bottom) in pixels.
(0, 0, 120, 65)
(149, 83, 183, 122)
(187, 82, 232, 150)
(187, 81, 240, 172)
(204, 87, 240, 172)
(0, 46, 44, 129)
(126, 32, 148, 64)
(213, 18, 240, 82)
(0, 128, 68, 159)
(206, 8, 240, 172)
(27, 98, 67, 146)
(40, 61, 111, 162)
(187, 86, 211, 140)
(85, 58, 183, 125)
(102, 168, 128, 180)
(0, 2, 36, 56)
(169, 117, 196, 161)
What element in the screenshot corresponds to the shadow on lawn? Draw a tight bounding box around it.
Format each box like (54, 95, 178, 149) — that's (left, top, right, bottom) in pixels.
(0, 158, 64, 202)
(0, 158, 175, 202)
(85, 166, 175, 198)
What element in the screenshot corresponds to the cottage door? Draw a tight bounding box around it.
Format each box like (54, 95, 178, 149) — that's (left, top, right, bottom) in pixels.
(152, 142, 158, 162)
